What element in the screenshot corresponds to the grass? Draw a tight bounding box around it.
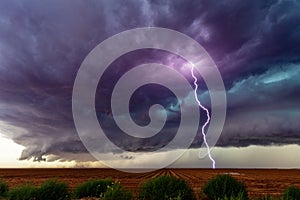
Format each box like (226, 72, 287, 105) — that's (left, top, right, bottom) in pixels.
(7, 184, 39, 200)
(0, 179, 8, 198)
(255, 195, 281, 200)
(100, 181, 133, 200)
(38, 179, 70, 200)
(73, 178, 113, 198)
(283, 185, 300, 200)
(202, 174, 248, 200)
(138, 175, 196, 200)
(7, 179, 69, 200)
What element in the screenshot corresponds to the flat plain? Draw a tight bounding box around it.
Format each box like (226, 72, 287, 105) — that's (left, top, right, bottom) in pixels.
(0, 168, 299, 198)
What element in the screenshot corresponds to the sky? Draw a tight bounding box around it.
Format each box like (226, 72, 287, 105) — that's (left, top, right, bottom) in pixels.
(0, 0, 300, 168)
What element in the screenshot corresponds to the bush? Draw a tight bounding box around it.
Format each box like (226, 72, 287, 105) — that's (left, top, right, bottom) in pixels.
(0, 179, 8, 197)
(73, 178, 113, 198)
(138, 175, 196, 200)
(7, 184, 39, 200)
(283, 186, 300, 200)
(100, 182, 133, 200)
(7, 180, 69, 200)
(202, 174, 248, 200)
(38, 179, 70, 200)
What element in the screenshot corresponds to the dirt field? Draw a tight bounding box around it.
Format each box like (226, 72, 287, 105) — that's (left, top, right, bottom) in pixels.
(0, 168, 299, 198)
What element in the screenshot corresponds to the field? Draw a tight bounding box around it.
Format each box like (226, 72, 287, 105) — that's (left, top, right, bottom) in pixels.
(0, 168, 300, 198)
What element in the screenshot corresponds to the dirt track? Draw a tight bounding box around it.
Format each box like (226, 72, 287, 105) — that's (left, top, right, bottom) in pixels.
(0, 168, 299, 198)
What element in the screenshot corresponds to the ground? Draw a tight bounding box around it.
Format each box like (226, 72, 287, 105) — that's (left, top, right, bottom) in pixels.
(0, 168, 299, 199)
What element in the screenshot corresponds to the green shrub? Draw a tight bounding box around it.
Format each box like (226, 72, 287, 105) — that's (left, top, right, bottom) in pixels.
(283, 185, 300, 200)
(38, 179, 70, 200)
(202, 174, 248, 200)
(7, 180, 69, 200)
(7, 184, 39, 200)
(138, 175, 196, 200)
(100, 182, 133, 200)
(73, 178, 113, 198)
(0, 179, 8, 197)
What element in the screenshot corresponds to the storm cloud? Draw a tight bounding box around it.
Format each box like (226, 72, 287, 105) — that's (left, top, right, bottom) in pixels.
(0, 0, 299, 162)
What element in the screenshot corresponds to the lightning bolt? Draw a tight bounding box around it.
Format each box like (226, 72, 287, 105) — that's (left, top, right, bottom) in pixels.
(190, 64, 216, 169)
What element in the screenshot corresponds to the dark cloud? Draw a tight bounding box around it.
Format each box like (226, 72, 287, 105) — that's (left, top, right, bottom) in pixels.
(217, 64, 300, 146)
(0, 0, 299, 162)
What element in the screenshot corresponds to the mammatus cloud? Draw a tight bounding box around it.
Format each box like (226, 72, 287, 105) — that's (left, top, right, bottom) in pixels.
(0, 0, 299, 162)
